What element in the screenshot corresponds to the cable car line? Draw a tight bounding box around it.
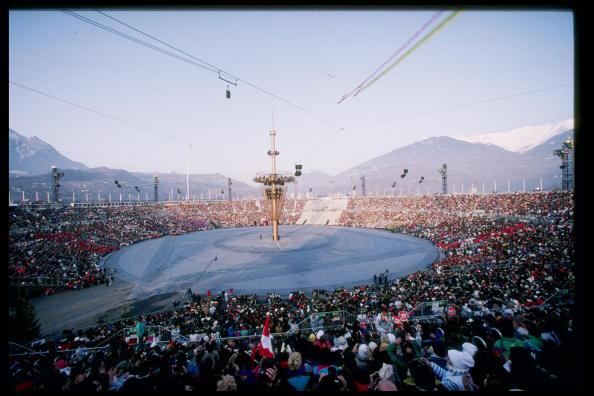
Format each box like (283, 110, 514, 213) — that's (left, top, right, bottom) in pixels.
(63, 10, 343, 130)
(9, 80, 242, 162)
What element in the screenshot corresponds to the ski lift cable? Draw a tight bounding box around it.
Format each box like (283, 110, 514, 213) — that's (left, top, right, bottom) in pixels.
(63, 11, 219, 75)
(300, 90, 572, 162)
(94, 9, 223, 75)
(64, 10, 343, 130)
(344, 84, 573, 131)
(301, 113, 571, 166)
(9, 81, 242, 162)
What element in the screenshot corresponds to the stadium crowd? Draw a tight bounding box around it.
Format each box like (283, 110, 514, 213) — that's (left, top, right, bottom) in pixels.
(8, 191, 577, 391)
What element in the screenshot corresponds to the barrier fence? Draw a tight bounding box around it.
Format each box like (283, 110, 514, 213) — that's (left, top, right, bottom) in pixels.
(9, 288, 572, 357)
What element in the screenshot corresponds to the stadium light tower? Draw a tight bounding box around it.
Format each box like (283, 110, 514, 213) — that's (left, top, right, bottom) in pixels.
(360, 175, 367, 197)
(438, 164, 447, 195)
(253, 127, 295, 241)
(153, 176, 159, 202)
(51, 166, 64, 204)
(554, 139, 574, 191)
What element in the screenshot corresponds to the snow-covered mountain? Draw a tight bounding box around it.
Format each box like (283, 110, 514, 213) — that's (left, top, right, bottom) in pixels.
(9, 129, 89, 175)
(456, 118, 573, 153)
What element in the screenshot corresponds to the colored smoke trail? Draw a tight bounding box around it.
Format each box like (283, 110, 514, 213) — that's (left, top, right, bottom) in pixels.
(337, 11, 443, 104)
(354, 10, 462, 97)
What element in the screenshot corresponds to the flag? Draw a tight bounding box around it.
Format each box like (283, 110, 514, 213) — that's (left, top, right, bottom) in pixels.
(253, 314, 274, 361)
(260, 314, 274, 358)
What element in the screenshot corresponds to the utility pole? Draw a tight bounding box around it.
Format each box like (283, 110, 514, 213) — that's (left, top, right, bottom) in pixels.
(540, 177, 543, 192)
(73, 192, 76, 203)
(228, 177, 232, 202)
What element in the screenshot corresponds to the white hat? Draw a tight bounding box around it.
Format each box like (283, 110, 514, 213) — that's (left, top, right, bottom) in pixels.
(462, 342, 478, 357)
(369, 341, 378, 353)
(387, 333, 397, 344)
(448, 350, 474, 370)
(504, 308, 514, 317)
(358, 344, 369, 359)
(378, 363, 394, 380)
(316, 330, 324, 340)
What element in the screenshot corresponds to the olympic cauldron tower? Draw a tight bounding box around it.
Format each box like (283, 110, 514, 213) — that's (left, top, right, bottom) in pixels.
(253, 128, 294, 240)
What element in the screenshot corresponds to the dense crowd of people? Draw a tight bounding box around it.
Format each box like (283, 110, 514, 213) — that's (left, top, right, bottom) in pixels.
(8, 192, 578, 390)
(9, 200, 304, 295)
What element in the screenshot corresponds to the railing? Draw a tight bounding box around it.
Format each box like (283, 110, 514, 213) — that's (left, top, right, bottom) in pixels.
(122, 325, 191, 345)
(540, 288, 573, 307)
(408, 300, 449, 321)
(9, 276, 67, 288)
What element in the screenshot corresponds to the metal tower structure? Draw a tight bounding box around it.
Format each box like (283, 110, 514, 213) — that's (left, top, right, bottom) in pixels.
(361, 175, 367, 197)
(153, 176, 159, 202)
(554, 139, 574, 191)
(228, 178, 232, 202)
(253, 128, 294, 240)
(438, 163, 448, 195)
(51, 166, 64, 203)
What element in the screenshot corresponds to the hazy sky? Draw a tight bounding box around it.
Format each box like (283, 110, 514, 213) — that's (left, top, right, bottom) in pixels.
(9, 9, 573, 184)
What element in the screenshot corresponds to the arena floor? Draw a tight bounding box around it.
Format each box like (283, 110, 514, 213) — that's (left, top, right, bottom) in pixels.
(32, 225, 439, 336)
(106, 225, 439, 297)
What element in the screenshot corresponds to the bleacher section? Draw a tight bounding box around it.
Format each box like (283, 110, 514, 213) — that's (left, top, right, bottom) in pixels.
(296, 198, 348, 225)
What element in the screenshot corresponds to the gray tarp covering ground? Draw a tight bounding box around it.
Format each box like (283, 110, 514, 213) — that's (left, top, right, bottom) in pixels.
(32, 225, 438, 336)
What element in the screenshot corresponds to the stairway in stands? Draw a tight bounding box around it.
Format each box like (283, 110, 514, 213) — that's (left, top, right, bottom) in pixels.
(296, 198, 348, 225)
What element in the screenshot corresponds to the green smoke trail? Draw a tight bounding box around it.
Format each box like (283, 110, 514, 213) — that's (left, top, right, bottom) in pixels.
(355, 10, 462, 96)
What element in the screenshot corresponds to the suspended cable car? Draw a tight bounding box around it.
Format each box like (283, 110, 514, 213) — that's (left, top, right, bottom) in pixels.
(219, 72, 238, 100)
